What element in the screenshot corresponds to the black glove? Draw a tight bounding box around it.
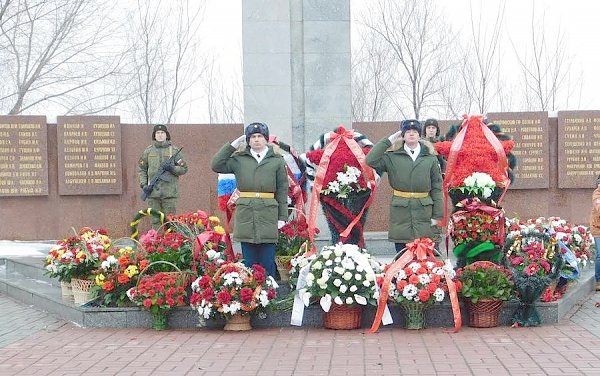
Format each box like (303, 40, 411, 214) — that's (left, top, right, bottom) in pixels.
(142, 185, 153, 195)
(161, 160, 174, 172)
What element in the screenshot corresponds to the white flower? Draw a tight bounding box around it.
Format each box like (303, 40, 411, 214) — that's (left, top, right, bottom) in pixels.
(327, 180, 340, 193)
(402, 284, 418, 299)
(333, 279, 342, 287)
(333, 266, 345, 275)
(356, 265, 364, 273)
(345, 296, 354, 304)
(325, 259, 333, 266)
(362, 280, 371, 287)
(321, 250, 333, 259)
(341, 257, 355, 270)
(312, 261, 323, 270)
(339, 285, 348, 293)
(259, 290, 270, 307)
(417, 273, 431, 284)
(334, 246, 344, 257)
(433, 288, 445, 302)
(354, 294, 367, 305)
(349, 285, 358, 292)
(408, 262, 420, 272)
(301, 289, 312, 306)
(482, 187, 492, 198)
(334, 296, 343, 305)
(342, 271, 353, 281)
(354, 273, 362, 281)
(206, 249, 217, 259)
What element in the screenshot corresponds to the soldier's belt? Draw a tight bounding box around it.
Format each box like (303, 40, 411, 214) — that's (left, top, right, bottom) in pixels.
(393, 190, 429, 198)
(238, 191, 275, 199)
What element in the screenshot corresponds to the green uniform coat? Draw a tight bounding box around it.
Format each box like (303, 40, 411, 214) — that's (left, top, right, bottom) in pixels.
(366, 138, 443, 243)
(137, 141, 188, 199)
(211, 144, 289, 243)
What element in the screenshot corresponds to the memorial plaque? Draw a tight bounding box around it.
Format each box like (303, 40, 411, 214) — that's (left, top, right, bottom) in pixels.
(0, 116, 48, 196)
(557, 110, 600, 188)
(486, 112, 549, 189)
(57, 116, 122, 195)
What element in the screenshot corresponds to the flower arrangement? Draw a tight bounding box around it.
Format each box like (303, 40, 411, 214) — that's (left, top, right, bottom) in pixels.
(190, 262, 278, 321)
(457, 261, 513, 304)
(289, 252, 317, 289)
(127, 272, 187, 330)
(275, 216, 312, 258)
(451, 208, 503, 246)
(139, 229, 194, 273)
(505, 233, 557, 277)
(296, 243, 382, 311)
(44, 228, 111, 282)
(91, 245, 149, 306)
(385, 257, 457, 306)
(321, 165, 365, 199)
(449, 172, 497, 199)
(301, 126, 376, 247)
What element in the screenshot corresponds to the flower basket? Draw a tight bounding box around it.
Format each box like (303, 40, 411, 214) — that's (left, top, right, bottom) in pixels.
(275, 255, 293, 282)
(224, 313, 252, 331)
(323, 303, 362, 330)
(60, 281, 73, 300)
(71, 278, 94, 305)
(400, 301, 431, 330)
(465, 299, 503, 328)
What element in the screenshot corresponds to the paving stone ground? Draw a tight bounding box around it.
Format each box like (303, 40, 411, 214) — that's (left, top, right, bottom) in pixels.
(1, 290, 600, 376)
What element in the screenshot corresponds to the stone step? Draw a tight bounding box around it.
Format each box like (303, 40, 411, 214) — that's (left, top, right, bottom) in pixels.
(1, 256, 596, 329)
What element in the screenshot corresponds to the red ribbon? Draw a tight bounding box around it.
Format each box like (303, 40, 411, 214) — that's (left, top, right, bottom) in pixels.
(306, 127, 377, 255)
(368, 238, 462, 333)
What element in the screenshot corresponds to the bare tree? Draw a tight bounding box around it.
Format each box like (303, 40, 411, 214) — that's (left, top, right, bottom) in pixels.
(462, 0, 505, 114)
(127, 0, 207, 125)
(0, 0, 130, 115)
(200, 55, 243, 124)
(360, 0, 456, 119)
(512, 6, 572, 111)
(351, 30, 397, 121)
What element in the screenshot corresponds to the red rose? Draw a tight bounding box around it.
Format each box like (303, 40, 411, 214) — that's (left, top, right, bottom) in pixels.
(143, 298, 152, 308)
(408, 274, 420, 285)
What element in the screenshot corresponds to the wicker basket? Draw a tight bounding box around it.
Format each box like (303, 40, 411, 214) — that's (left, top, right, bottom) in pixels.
(466, 299, 503, 328)
(224, 313, 252, 331)
(60, 281, 73, 300)
(275, 256, 292, 282)
(71, 278, 94, 305)
(323, 303, 362, 330)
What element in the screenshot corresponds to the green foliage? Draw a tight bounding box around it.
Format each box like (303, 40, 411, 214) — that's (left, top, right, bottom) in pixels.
(458, 261, 514, 304)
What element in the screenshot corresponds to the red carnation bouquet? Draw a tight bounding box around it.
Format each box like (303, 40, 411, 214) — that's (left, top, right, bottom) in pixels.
(190, 262, 278, 322)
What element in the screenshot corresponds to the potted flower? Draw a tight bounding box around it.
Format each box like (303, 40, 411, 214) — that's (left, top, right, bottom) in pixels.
(295, 243, 382, 329)
(504, 229, 563, 326)
(457, 261, 513, 327)
(189, 262, 278, 331)
(127, 271, 187, 330)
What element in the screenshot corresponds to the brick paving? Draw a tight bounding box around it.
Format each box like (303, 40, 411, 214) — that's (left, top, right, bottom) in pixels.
(1, 291, 600, 376)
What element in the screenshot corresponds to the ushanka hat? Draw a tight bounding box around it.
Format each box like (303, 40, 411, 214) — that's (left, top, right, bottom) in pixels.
(422, 118, 440, 137)
(400, 119, 422, 136)
(245, 122, 269, 143)
(152, 124, 171, 140)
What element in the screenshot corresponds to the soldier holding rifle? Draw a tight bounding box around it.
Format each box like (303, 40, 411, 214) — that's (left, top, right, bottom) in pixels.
(137, 124, 188, 228)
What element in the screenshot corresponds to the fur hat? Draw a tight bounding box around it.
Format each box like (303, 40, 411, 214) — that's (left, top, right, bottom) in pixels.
(152, 124, 171, 141)
(245, 122, 269, 143)
(400, 119, 422, 136)
(423, 118, 440, 137)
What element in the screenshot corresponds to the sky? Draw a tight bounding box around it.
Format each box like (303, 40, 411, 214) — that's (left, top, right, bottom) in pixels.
(191, 0, 600, 123)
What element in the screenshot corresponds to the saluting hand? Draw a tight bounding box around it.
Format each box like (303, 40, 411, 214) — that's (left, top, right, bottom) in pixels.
(231, 135, 247, 148)
(388, 130, 403, 144)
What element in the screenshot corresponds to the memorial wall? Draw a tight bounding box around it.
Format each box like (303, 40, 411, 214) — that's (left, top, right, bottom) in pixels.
(0, 114, 596, 240)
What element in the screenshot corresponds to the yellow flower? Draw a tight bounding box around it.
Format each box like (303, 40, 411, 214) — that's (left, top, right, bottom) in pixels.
(95, 274, 106, 286)
(208, 216, 221, 225)
(214, 225, 225, 235)
(125, 265, 139, 278)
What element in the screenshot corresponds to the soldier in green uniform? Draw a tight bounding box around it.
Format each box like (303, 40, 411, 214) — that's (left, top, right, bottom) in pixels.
(366, 119, 443, 253)
(137, 124, 188, 228)
(211, 122, 288, 277)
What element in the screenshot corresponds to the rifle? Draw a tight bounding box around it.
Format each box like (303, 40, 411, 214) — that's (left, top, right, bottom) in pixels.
(140, 148, 183, 201)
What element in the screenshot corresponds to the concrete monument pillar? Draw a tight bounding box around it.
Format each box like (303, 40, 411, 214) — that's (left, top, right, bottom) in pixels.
(242, 0, 351, 151)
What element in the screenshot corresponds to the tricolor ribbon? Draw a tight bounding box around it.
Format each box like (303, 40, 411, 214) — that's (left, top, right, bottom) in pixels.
(307, 127, 377, 255)
(368, 238, 462, 333)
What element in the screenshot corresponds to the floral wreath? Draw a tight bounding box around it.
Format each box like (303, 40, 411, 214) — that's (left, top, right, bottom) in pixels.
(130, 208, 166, 239)
(301, 126, 377, 251)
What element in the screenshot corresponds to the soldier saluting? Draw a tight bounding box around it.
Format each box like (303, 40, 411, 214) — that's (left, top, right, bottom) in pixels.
(137, 124, 188, 228)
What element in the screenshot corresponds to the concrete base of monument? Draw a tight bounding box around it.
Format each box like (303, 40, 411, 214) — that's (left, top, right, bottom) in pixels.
(1, 253, 595, 330)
